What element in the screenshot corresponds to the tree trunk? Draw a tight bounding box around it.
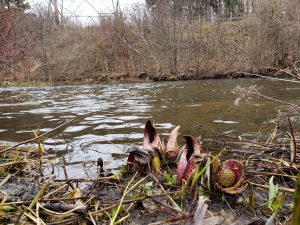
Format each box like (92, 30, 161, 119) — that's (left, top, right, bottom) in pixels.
(171, 0, 177, 74)
(206, 0, 211, 21)
(53, 0, 60, 25)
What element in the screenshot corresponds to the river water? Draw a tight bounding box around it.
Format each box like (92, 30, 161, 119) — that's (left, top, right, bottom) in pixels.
(0, 79, 299, 178)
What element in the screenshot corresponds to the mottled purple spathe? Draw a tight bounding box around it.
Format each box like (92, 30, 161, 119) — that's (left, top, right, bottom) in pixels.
(177, 135, 202, 183)
(164, 126, 180, 160)
(143, 120, 160, 153)
(127, 120, 161, 173)
(223, 159, 244, 184)
(213, 159, 247, 194)
(127, 148, 152, 172)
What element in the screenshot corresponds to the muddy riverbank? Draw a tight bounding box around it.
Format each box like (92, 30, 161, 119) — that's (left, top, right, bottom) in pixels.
(0, 119, 299, 224)
(1, 67, 298, 86)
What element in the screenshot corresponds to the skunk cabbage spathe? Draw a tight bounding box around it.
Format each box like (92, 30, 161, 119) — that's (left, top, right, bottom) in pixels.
(128, 120, 162, 171)
(177, 135, 202, 183)
(163, 125, 180, 160)
(212, 159, 247, 194)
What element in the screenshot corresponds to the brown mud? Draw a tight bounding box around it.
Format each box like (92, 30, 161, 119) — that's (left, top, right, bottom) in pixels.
(58, 67, 298, 84)
(0, 67, 298, 86)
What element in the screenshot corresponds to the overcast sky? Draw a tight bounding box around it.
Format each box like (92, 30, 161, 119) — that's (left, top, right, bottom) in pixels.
(27, 0, 144, 23)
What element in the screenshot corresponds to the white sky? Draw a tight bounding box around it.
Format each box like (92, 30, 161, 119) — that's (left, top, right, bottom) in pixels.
(27, 0, 144, 23)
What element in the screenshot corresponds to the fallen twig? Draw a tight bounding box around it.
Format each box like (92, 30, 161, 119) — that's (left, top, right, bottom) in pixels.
(148, 212, 194, 225)
(249, 181, 295, 193)
(0, 119, 75, 154)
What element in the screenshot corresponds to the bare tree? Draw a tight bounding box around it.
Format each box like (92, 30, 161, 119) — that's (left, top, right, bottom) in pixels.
(0, 9, 31, 75)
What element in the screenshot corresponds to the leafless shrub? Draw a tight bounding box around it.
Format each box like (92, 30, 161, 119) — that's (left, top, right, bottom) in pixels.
(0, 9, 31, 79)
(2, 0, 300, 82)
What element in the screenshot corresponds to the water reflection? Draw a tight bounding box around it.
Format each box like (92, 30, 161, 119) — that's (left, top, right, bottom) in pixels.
(0, 79, 299, 178)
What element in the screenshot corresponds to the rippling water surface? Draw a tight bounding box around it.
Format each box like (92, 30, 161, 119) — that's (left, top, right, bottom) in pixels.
(0, 79, 299, 178)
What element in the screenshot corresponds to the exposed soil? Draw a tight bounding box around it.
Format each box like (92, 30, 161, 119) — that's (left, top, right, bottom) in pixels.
(48, 67, 300, 84)
(0, 67, 298, 86)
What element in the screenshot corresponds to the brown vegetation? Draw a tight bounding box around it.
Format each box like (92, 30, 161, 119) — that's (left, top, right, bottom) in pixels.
(1, 0, 300, 83)
(0, 9, 32, 80)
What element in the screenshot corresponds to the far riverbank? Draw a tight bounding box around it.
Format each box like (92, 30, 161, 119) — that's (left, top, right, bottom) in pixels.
(1, 67, 297, 87)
